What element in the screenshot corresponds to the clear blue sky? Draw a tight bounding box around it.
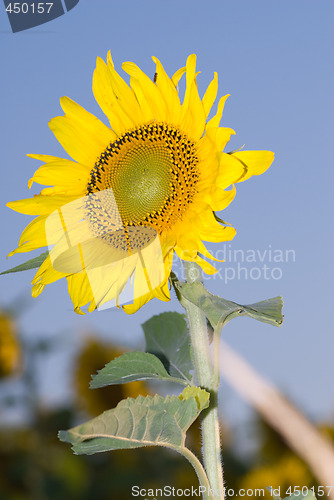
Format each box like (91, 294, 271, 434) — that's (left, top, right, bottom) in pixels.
(0, 1, 333, 428)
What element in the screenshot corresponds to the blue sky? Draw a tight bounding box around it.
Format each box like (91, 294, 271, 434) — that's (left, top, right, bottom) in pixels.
(0, 1, 333, 428)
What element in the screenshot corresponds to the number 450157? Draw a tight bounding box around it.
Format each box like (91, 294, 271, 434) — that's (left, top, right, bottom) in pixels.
(6, 3, 53, 14)
(285, 486, 333, 497)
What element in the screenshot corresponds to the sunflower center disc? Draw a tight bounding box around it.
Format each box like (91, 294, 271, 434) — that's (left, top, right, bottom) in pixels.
(87, 123, 200, 239)
(111, 143, 172, 223)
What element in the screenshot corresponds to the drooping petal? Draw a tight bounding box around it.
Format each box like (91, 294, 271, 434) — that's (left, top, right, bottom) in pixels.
(231, 150, 275, 183)
(208, 185, 236, 212)
(195, 208, 236, 242)
(215, 127, 236, 152)
(123, 250, 173, 315)
(216, 152, 247, 189)
(32, 254, 68, 287)
(67, 271, 97, 315)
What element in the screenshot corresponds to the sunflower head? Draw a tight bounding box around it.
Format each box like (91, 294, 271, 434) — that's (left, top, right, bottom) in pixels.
(7, 53, 274, 314)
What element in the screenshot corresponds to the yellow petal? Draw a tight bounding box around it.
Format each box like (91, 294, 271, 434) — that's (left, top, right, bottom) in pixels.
(180, 56, 206, 139)
(152, 56, 182, 123)
(127, 76, 154, 122)
(18, 216, 47, 245)
(196, 209, 236, 242)
(206, 94, 230, 130)
(176, 223, 222, 263)
(209, 185, 236, 212)
(182, 54, 197, 113)
(49, 97, 114, 166)
(231, 150, 275, 183)
(171, 66, 186, 88)
(174, 243, 218, 275)
(27, 154, 63, 163)
(8, 241, 47, 257)
(32, 283, 45, 298)
(39, 185, 84, 196)
(93, 56, 140, 134)
(202, 72, 218, 118)
(194, 255, 218, 275)
(123, 250, 173, 315)
(216, 152, 246, 189)
(123, 279, 170, 315)
(106, 52, 143, 124)
(181, 80, 206, 140)
(7, 194, 77, 215)
(32, 254, 68, 286)
(87, 258, 136, 310)
(7, 215, 48, 256)
(107, 53, 140, 107)
(123, 61, 167, 122)
(28, 158, 89, 190)
(215, 127, 236, 152)
(67, 271, 96, 315)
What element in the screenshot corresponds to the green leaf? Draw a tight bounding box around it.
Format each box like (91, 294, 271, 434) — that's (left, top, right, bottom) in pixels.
(142, 312, 194, 384)
(91, 313, 195, 389)
(179, 385, 210, 412)
(175, 281, 283, 329)
(0, 251, 49, 275)
(59, 388, 209, 455)
(90, 351, 187, 388)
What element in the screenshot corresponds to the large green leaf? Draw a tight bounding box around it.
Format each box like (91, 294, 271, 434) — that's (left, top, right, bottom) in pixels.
(59, 388, 209, 455)
(90, 351, 188, 388)
(0, 251, 49, 275)
(175, 281, 283, 329)
(142, 312, 194, 384)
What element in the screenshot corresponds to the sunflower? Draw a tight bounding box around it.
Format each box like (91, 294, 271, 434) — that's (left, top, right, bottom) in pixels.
(7, 53, 274, 314)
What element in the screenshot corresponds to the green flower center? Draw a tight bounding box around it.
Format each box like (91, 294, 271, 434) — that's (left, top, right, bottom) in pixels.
(86, 123, 199, 243)
(109, 142, 172, 224)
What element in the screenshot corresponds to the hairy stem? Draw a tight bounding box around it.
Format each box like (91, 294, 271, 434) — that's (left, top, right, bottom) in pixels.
(182, 261, 224, 500)
(181, 447, 216, 500)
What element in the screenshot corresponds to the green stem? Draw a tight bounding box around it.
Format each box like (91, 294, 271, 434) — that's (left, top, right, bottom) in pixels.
(181, 447, 216, 500)
(182, 261, 224, 500)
